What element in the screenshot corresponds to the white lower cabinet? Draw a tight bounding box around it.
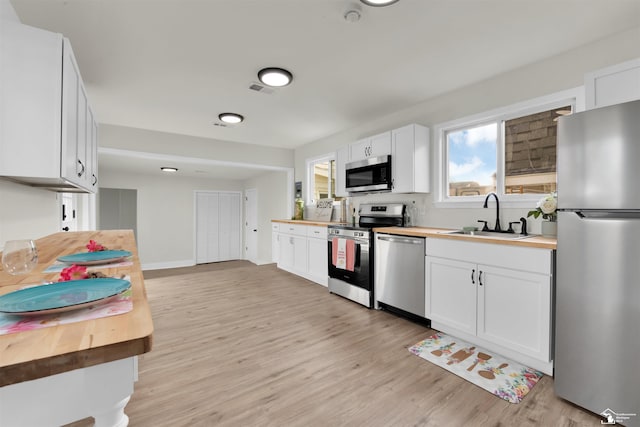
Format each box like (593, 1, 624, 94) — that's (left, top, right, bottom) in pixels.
(275, 222, 327, 286)
(307, 226, 328, 286)
(425, 238, 554, 375)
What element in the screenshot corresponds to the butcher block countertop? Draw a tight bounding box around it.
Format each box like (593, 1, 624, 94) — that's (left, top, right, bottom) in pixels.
(0, 230, 153, 387)
(373, 227, 557, 250)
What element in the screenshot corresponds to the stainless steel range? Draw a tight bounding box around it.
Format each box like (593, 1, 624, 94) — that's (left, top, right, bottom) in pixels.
(327, 203, 405, 308)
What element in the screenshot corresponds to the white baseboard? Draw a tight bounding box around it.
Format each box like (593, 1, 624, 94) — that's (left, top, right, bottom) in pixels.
(141, 259, 194, 271)
(249, 258, 275, 266)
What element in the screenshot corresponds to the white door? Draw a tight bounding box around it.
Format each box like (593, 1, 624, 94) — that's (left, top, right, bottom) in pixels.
(195, 192, 220, 264)
(195, 191, 242, 264)
(60, 193, 77, 232)
(219, 192, 242, 261)
(244, 189, 258, 263)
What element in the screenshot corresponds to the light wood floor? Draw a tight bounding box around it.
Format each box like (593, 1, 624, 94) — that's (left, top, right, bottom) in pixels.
(72, 261, 602, 426)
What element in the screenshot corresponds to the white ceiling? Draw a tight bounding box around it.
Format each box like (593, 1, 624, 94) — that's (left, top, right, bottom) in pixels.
(9, 0, 640, 178)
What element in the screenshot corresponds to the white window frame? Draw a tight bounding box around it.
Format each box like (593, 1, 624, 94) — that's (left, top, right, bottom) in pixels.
(306, 153, 336, 205)
(434, 87, 585, 208)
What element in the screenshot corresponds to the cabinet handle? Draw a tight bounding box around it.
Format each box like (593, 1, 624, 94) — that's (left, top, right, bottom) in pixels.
(479, 271, 483, 286)
(77, 160, 85, 177)
(471, 269, 475, 284)
(92, 174, 97, 186)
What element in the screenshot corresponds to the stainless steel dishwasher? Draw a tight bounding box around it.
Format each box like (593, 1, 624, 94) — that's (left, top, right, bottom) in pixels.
(374, 233, 425, 317)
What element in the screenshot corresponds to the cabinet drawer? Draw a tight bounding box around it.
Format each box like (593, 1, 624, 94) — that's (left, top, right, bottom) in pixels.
(307, 226, 327, 239)
(272, 223, 280, 232)
(280, 224, 307, 236)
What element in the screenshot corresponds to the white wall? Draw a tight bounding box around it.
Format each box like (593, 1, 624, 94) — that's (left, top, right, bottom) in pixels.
(99, 168, 245, 269)
(243, 170, 289, 265)
(294, 27, 640, 235)
(0, 0, 18, 22)
(0, 180, 60, 249)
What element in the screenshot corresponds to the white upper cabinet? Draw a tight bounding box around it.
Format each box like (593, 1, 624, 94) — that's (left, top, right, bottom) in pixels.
(585, 58, 640, 110)
(349, 131, 391, 162)
(336, 124, 430, 195)
(0, 22, 98, 193)
(391, 124, 430, 193)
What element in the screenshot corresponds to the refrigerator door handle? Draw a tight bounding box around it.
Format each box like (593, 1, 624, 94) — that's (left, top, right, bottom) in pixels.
(575, 211, 640, 220)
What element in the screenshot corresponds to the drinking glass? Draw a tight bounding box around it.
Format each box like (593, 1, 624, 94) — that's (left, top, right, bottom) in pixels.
(1, 240, 38, 275)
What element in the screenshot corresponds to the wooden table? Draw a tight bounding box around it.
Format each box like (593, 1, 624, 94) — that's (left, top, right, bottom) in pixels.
(0, 230, 153, 426)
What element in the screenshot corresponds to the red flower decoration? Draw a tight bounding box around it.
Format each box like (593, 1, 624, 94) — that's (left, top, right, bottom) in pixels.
(58, 264, 88, 282)
(86, 240, 105, 252)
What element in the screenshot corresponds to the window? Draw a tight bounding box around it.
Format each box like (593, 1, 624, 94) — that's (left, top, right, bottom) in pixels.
(437, 88, 582, 206)
(447, 123, 498, 197)
(306, 154, 343, 203)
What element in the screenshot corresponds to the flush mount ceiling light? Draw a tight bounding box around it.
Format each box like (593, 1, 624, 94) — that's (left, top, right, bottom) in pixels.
(257, 67, 293, 87)
(160, 167, 178, 172)
(360, 0, 399, 6)
(218, 113, 244, 124)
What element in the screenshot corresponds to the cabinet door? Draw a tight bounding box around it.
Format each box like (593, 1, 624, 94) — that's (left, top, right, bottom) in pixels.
(61, 39, 81, 186)
(335, 145, 349, 197)
(392, 124, 430, 194)
(272, 231, 279, 263)
(278, 234, 295, 270)
(425, 256, 477, 336)
(0, 22, 61, 179)
(476, 265, 551, 362)
(585, 58, 640, 110)
(369, 131, 392, 157)
(76, 84, 89, 184)
(391, 125, 414, 193)
(271, 224, 280, 263)
(88, 107, 98, 189)
(349, 131, 392, 162)
(349, 138, 371, 162)
(307, 237, 328, 286)
(292, 236, 308, 274)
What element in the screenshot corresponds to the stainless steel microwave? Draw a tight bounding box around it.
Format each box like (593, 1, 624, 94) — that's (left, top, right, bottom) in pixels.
(345, 155, 392, 193)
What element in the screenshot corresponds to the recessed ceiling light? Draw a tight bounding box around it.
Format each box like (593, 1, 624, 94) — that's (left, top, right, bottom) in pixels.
(218, 113, 244, 124)
(360, 0, 399, 6)
(258, 67, 293, 87)
(160, 167, 178, 172)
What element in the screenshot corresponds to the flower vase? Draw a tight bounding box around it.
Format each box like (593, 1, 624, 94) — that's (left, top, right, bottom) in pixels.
(541, 220, 557, 237)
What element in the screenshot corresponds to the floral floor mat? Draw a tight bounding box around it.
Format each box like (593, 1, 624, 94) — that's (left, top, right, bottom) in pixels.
(409, 332, 544, 403)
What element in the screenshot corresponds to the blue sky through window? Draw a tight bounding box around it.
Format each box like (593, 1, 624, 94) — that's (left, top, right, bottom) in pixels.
(447, 123, 497, 186)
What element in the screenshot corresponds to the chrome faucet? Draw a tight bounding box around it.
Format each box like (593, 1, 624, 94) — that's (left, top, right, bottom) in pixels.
(483, 192, 501, 232)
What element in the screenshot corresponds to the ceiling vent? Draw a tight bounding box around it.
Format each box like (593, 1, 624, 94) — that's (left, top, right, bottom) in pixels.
(248, 82, 274, 94)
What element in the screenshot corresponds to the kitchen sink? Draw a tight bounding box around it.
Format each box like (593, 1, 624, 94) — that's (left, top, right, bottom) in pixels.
(440, 230, 535, 240)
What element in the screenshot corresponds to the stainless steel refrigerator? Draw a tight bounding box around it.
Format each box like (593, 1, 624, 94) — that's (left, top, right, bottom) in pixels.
(555, 99, 640, 427)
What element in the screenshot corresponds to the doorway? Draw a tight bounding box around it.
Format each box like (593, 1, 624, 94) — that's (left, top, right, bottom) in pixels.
(195, 191, 242, 264)
(245, 188, 258, 263)
(98, 188, 138, 237)
(60, 193, 78, 232)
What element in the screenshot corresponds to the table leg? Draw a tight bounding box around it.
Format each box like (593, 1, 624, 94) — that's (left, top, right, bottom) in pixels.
(93, 396, 131, 427)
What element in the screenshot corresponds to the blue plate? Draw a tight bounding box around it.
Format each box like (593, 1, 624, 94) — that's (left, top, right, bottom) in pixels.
(57, 250, 132, 265)
(0, 278, 131, 315)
